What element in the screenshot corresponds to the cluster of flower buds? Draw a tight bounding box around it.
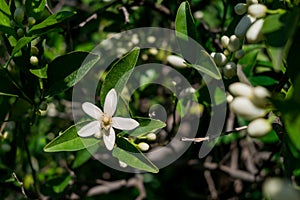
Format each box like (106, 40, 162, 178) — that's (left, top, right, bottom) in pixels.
(210, 34, 244, 79)
(234, 0, 267, 43)
(11, 7, 37, 38)
(228, 82, 272, 137)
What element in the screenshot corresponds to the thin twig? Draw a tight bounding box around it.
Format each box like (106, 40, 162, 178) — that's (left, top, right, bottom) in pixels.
(119, 6, 130, 24)
(12, 172, 28, 199)
(204, 170, 218, 199)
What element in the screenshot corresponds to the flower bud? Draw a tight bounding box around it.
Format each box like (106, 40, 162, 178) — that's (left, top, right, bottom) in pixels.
(230, 96, 266, 120)
(228, 35, 241, 52)
(10, 20, 16, 27)
(28, 17, 36, 26)
(31, 46, 39, 55)
(223, 62, 237, 79)
(39, 102, 48, 111)
(234, 15, 256, 38)
(251, 86, 270, 107)
(221, 35, 230, 48)
(30, 56, 39, 66)
(138, 142, 150, 151)
(213, 52, 227, 66)
(14, 7, 25, 24)
(248, 4, 267, 18)
(17, 28, 24, 37)
(229, 82, 253, 97)
(146, 133, 157, 141)
(246, 0, 258, 5)
(247, 118, 271, 137)
(234, 49, 245, 59)
(167, 55, 186, 68)
(263, 178, 300, 200)
(246, 18, 264, 43)
(234, 3, 248, 15)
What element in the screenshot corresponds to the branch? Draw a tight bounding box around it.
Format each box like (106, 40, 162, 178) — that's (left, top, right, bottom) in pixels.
(12, 172, 28, 199)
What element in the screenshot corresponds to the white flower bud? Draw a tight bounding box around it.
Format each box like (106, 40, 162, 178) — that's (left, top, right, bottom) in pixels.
(146, 133, 157, 141)
(221, 35, 230, 48)
(246, 0, 258, 5)
(248, 4, 267, 18)
(30, 56, 39, 66)
(228, 35, 241, 52)
(234, 49, 245, 59)
(167, 55, 186, 68)
(210, 52, 216, 58)
(247, 118, 272, 137)
(194, 11, 204, 19)
(234, 15, 256, 38)
(213, 52, 227, 66)
(234, 3, 248, 15)
(138, 142, 150, 151)
(263, 178, 300, 200)
(246, 18, 264, 43)
(229, 82, 253, 97)
(223, 62, 237, 79)
(230, 96, 266, 120)
(251, 86, 270, 107)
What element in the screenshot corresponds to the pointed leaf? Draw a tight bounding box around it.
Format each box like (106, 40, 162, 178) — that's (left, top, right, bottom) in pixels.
(45, 51, 100, 97)
(113, 137, 159, 173)
(128, 117, 166, 137)
(44, 121, 100, 152)
(71, 145, 99, 169)
(29, 66, 48, 79)
(100, 47, 140, 106)
(11, 36, 36, 57)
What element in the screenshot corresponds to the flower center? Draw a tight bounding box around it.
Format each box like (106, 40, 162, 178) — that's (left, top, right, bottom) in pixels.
(101, 114, 112, 131)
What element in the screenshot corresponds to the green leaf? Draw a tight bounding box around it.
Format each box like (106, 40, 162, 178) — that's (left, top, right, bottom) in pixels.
(71, 145, 99, 169)
(28, 11, 75, 35)
(249, 76, 278, 86)
(266, 46, 284, 72)
(128, 117, 166, 137)
(100, 47, 140, 106)
(43, 121, 100, 152)
(11, 36, 36, 57)
(45, 51, 100, 97)
(113, 137, 159, 173)
(214, 87, 226, 106)
(175, 1, 197, 41)
(186, 50, 222, 80)
(0, 68, 20, 97)
(0, 0, 10, 26)
(25, 0, 46, 16)
(238, 46, 260, 76)
(29, 66, 48, 79)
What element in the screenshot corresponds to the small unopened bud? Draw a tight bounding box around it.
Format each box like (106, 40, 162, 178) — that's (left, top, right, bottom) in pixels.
(248, 4, 267, 18)
(251, 86, 270, 107)
(194, 11, 204, 19)
(221, 35, 230, 48)
(31, 46, 39, 55)
(14, 7, 25, 24)
(230, 97, 266, 120)
(213, 52, 227, 66)
(146, 133, 157, 141)
(223, 62, 237, 79)
(167, 55, 186, 68)
(246, 18, 264, 43)
(234, 3, 248, 15)
(234, 49, 245, 59)
(247, 118, 271, 137)
(228, 35, 241, 52)
(229, 82, 253, 97)
(17, 28, 24, 37)
(138, 142, 150, 151)
(28, 17, 36, 26)
(234, 15, 256, 38)
(30, 56, 39, 66)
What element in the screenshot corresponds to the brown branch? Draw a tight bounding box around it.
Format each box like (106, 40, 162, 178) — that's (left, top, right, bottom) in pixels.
(119, 6, 130, 24)
(204, 170, 218, 199)
(12, 172, 28, 199)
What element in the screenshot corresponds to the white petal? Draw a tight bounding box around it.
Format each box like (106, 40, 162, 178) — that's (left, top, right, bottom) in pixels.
(112, 117, 139, 130)
(103, 128, 115, 151)
(82, 102, 103, 120)
(78, 121, 101, 137)
(104, 89, 117, 116)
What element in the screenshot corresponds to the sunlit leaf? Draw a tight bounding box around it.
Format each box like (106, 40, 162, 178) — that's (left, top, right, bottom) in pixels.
(127, 117, 166, 137)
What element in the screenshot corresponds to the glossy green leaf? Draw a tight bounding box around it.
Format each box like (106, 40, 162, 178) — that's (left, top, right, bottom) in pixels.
(128, 117, 166, 137)
(186, 50, 222, 80)
(113, 137, 159, 173)
(100, 47, 140, 106)
(175, 1, 197, 41)
(0, 0, 10, 26)
(29, 66, 48, 79)
(45, 51, 100, 97)
(71, 145, 99, 169)
(0, 68, 20, 97)
(44, 121, 100, 152)
(28, 11, 75, 35)
(249, 76, 278, 86)
(238, 46, 260, 76)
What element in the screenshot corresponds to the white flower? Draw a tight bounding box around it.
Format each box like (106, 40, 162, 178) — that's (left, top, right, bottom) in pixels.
(78, 89, 139, 150)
